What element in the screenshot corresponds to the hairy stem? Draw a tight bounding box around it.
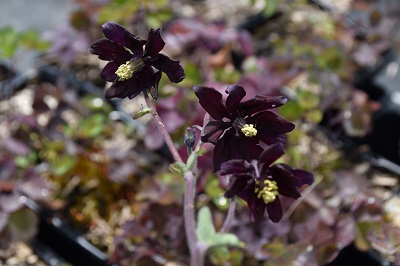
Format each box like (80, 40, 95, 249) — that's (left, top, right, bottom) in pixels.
(143, 91, 183, 163)
(184, 171, 199, 265)
(219, 198, 236, 233)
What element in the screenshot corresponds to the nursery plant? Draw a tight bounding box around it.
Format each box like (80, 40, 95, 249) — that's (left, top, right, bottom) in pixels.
(90, 21, 314, 265)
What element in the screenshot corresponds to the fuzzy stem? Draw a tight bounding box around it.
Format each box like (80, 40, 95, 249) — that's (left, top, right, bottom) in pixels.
(184, 171, 199, 265)
(219, 198, 236, 233)
(143, 91, 183, 163)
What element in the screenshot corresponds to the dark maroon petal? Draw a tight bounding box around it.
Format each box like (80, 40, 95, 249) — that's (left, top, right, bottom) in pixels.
(237, 134, 263, 162)
(291, 169, 314, 186)
(105, 79, 139, 100)
(272, 164, 314, 187)
(135, 65, 155, 91)
(259, 143, 285, 166)
(149, 71, 162, 100)
(225, 85, 246, 116)
(239, 95, 288, 117)
(220, 159, 251, 176)
(151, 54, 185, 83)
(102, 22, 126, 45)
(90, 39, 132, 63)
(212, 129, 241, 172)
(100, 61, 119, 82)
(224, 176, 250, 198)
(144, 28, 165, 57)
(257, 131, 287, 145)
(194, 86, 231, 120)
(266, 198, 283, 223)
(250, 111, 295, 135)
(202, 119, 231, 144)
(244, 190, 266, 222)
(102, 22, 146, 48)
(124, 31, 146, 55)
(270, 164, 302, 199)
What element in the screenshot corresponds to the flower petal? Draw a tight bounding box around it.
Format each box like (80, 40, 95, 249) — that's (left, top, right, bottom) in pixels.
(270, 164, 302, 199)
(220, 159, 251, 176)
(100, 61, 119, 82)
(144, 28, 165, 57)
(194, 86, 231, 120)
(151, 54, 185, 83)
(291, 169, 314, 186)
(225, 84, 246, 116)
(266, 198, 283, 223)
(105, 79, 139, 100)
(250, 111, 295, 135)
(90, 39, 132, 63)
(134, 65, 155, 93)
(124, 31, 146, 56)
(212, 129, 241, 171)
(102, 22, 126, 45)
(239, 95, 288, 117)
(102, 22, 146, 49)
(243, 189, 266, 222)
(237, 134, 263, 162)
(272, 164, 314, 187)
(202, 119, 231, 144)
(149, 71, 162, 100)
(259, 143, 284, 166)
(257, 131, 287, 145)
(224, 175, 250, 198)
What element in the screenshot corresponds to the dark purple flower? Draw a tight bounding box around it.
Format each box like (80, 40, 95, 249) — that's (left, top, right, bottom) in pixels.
(194, 84, 295, 171)
(90, 22, 185, 100)
(220, 143, 314, 222)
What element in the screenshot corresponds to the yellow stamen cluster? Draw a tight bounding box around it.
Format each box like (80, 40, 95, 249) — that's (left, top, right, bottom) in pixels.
(115, 61, 135, 81)
(241, 124, 257, 137)
(254, 180, 279, 204)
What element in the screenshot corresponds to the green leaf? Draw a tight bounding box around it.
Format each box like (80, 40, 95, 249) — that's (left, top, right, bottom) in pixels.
(196, 206, 216, 243)
(0, 26, 18, 58)
(179, 62, 201, 87)
(77, 113, 106, 139)
(279, 101, 302, 121)
(168, 162, 186, 177)
(305, 109, 322, 123)
(297, 89, 319, 110)
(263, 0, 280, 17)
(132, 107, 151, 119)
(196, 207, 244, 248)
(52, 155, 76, 176)
(8, 209, 38, 240)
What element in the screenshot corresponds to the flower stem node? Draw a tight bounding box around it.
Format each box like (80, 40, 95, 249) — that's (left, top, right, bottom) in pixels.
(241, 124, 257, 137)
(254, 180, 279, 204)
(115, 61, 135, 81)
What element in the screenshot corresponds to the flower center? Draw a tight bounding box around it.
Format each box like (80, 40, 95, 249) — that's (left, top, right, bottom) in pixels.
(232, 118, 258, 137)
(254, 179, 279, 204)
(115, 60, 144, 81)
(241, 124, 257, 137)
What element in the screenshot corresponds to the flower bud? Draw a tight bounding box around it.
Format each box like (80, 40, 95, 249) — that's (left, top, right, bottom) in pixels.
(184, 127, 196, 148)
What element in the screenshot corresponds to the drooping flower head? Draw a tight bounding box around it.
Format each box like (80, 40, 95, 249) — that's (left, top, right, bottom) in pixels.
(220, 143, 314, 222)
(90, 22, 185, 100)
(194, 84, 295, 171)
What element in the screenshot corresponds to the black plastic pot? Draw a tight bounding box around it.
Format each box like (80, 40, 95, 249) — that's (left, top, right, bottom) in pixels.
(326, 243, 388, 266)
(25, 198, 109, 266)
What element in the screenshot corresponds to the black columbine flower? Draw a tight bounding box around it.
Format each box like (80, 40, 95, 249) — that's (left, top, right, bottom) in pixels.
(90, 22, 185, 100)
(220, 143, 314, 222)
(194, 84, 295, 171)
